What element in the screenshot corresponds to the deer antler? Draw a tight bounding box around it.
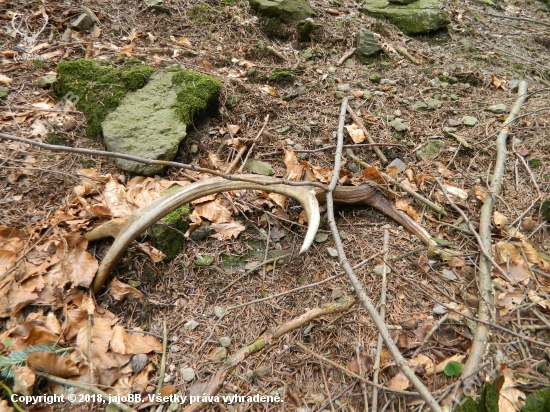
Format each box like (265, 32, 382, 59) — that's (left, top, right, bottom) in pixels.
(87, 175, 321, 292)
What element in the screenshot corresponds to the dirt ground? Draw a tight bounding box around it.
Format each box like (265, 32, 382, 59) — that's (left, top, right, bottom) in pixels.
(1, 0, 550, 411)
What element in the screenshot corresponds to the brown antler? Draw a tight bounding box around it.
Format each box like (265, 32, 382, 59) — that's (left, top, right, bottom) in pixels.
(87, 175, 436, 293)
(87, 175, 321, 292)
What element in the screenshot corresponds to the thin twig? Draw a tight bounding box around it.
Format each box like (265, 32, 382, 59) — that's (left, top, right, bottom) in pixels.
(481, 11, 550, 28)
(459, 80, 529, 391)
(412, 314, 449, 358)
(0, 133, 327, 190)
(372, 229, 389, 412)
(156, 319, 168, 397)
(258, 142, 405, 157)
(346, 106, 387, 163)
(328, 98, 444, 412)
(320, 361, 336, 412)
(356, 343, 370, 412)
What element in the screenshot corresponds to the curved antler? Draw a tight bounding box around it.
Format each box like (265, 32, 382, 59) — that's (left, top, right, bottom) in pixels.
(86, 175, 321, 293)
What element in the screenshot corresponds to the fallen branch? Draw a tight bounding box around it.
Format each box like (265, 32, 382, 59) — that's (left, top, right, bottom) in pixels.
(394, 45, 420, 65)
(459, 79, 528, 390)
(346, 106, 388, 163)
(182, 297, 356, 412)
(155, 319, 168, 397)
(327, 98, 444, 412)
(336, 47, 356, 66)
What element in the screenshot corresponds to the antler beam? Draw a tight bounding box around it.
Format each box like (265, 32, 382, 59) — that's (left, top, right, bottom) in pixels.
(87, 175, 436, 293)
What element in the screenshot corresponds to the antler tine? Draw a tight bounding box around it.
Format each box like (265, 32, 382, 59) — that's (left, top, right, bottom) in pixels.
(87, 175, 320, 293)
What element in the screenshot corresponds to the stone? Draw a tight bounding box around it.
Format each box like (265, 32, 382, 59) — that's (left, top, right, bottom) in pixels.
(347, 162, 359, 173)
(373, 264, 391, 275)
(369, 73, 382, 83)
(245, 159, 275, 175)
(190, 226, 214, 241)
(390, 119, 408, 132)
(71, 13, 94, 31)
(314, 139, 323, 147)
(413, 101, 429, 111)
(0, 86, 9, 100)
(214, 306, 226, 318)
(35, 74, 57, 88)
(254, 365, 271, 377)
(219, 337, 231, 347)
(195, 255, 214, 266)
(331, 288, 343, 299)
(180, 368, 195, 382)
(249, 0, 315, 23)
(276, 125, 291, 134)
(297, 18, 322, 41)
(361, 0, 450, 35)
(149, 188, 189, 261)
(101, 71, 220, 175)
(326, 247, 338, 257)
(190, 144, 198, 154)
(487, 104, 508, 114)
(132, 354, 149, 374)
(314, 233, 329, 243)
(417, 140, 444, 160)
(388, 158, 406, 173)
(184, 320, 199, 330)
(337, 83, 351, 92)
(433, 304, 447, 315)
(462, 116, 477, 126)
(208, 347, 227, 362)
(356, 30, 382, 63)
(427, 98, 442, 109)
(327, 66, 337, 74)
(334, 90, 346, 100)
(441, 269, 457, 281)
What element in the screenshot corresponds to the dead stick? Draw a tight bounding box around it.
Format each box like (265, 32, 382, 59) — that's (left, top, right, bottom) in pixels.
(371, 229, 389, 412)
(182, 297, 356, 412)
(346, 106, 387, 163)
(337, 47, 356, 66)
(328, 98, 444, 412)
(155, 319, 168, 397)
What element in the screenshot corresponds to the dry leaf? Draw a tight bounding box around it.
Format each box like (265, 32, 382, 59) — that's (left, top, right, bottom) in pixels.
(124, 331, 162, 354)
(385, 166, 400, 179)
(490, 75, 506, 90)
(194, 200, 232, 223)
(396, 200, 420, 222)
(111, 325, 128, 354)
(258, 85, 277, 96)
(493, 211, 508, 230)
(447, 257, 465, 267)
(170, 36, 193, 49)
(364, 167, 385, 184)
(109, 278, 144, 300)
(210, 221, 246, 240)
(418, 255, 429, 273)
(0, 74, 13, 85)
(498, 367, 525, 412)
(345, 123, 366, 143)
(283, 149, 304, 181)
(444, 185, 468, 201)
(13, 367, 35, 395)
(76, 316, 113, 360)
(135, 242, 165, 263)
(425, 354, 465, 376)
(27, 351, 80, 378)
(86, 42, 94, 58)
(474, 185, 487, 202)
(227, 124, 241, 136)
(347, 354, 372, 375)
(388, 372, 410, 390)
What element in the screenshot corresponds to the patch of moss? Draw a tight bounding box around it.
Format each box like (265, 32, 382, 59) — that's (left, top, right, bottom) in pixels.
(169, 69, 222, 125)
(46, 133, 67, 145)
(528, 157, 541, 168)
(522, 388, 550, 412)
(79, 157, 96, 168)
(54, 59, 155, 138)
(268, 68, 304, 84)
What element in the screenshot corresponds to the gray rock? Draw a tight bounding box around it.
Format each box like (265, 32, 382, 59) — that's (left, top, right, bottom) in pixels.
(71, 13, 94, 31)
(35, 75, 57, 88)
(337, 83, 351, 92)
(433, 304, 447, 315)
(195, 255, 214, 266)
(208, 347, 228, 362)
(417, 140, 444, 160)
(487, 104, 508, 114)
(214, 306, 226, 318)
(314, 233, 329, 243)
(334, 90, 346, 100)
(245, 159, 275, 175)
(184, 320, 199, 330)
(427, 99, 442, 109)
(132, 354, 149, 374)
(102, 72, 219, 175)
(441, 269, 457, 281)
(388, 158, 406, 172)
(181, 367, 195, 382)
(347, 162, 359, 173)
(356, 30, 382, 63)
(462, 116, 477, 126)
(276, 125, 291, 134)
(390, 119, 408, 132)
(326, 247, 338, 257)
(361, 0, 450, 34)
(314, 139, 323, 147)
(249, 0, 315, 22)
(380, 79, 396, 86)
(413, 101, 429, 111)
(190, 225, 214, 241)
(369, 73, 382, 83)
(219, 337, 231, 347)
(331, 288, 343, 299)
(373, 264, 391, 275)
(254, 365, 272, 377)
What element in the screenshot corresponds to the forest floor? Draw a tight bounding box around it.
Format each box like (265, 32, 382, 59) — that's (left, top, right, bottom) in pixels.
(1, 0, 550, 411)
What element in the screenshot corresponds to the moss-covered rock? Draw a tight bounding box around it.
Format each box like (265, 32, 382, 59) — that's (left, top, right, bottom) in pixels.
(249, 0, 315, 22)
(149, 186, 190, 261)
(54, 59, 156, 138)
(361, 0, 450, 35)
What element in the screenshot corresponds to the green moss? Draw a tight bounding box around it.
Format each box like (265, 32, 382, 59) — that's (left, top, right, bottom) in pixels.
(54, 59, 155, 138)
(79, 157, 96, 168)
(268, 68, 304, 84)
(169, 69, 222, 125)
(46, 133, 67, 145)
(523, 388, 550, 412)
(528, 157, 541, 168)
